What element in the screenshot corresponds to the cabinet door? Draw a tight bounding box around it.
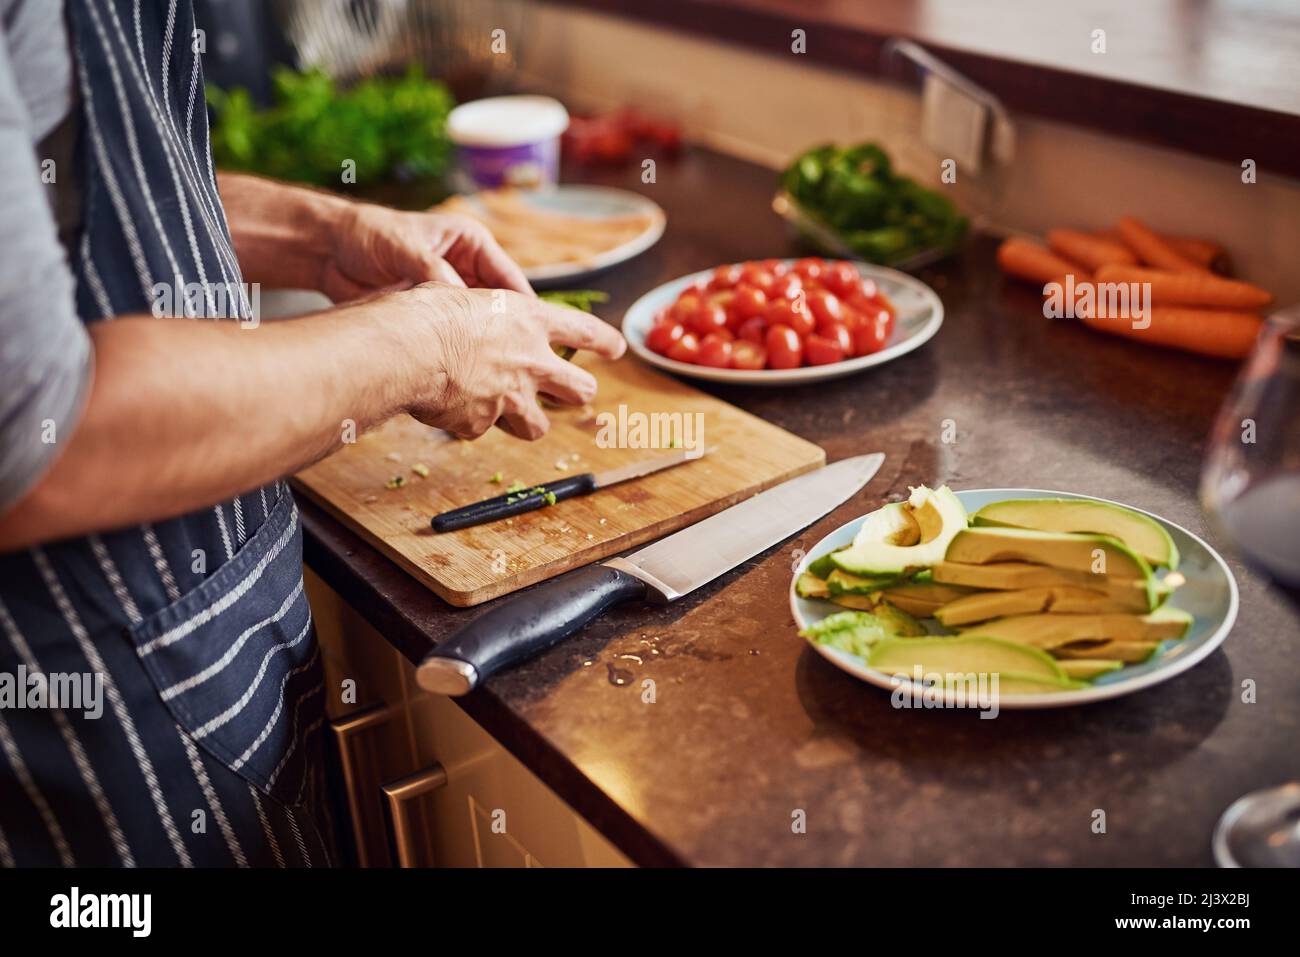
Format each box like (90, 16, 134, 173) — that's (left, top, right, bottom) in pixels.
(403, 675, 630, 868)
(307, 571, 629, 868)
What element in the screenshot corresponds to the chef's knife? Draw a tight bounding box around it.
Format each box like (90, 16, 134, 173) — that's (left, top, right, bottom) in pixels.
(417, 452, 885, 695)
(430, 447, 713, 532)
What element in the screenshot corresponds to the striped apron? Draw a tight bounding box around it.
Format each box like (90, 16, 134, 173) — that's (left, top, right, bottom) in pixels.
(0, 0, 331, 867)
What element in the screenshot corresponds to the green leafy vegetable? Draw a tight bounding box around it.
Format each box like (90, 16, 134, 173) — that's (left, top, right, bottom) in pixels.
(780, 142, 966, 265)
(208, 65, 454, 187)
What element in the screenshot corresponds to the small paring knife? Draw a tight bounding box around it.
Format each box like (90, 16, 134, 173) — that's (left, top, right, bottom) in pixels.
(417, 452, 885, 695)
(430, 446, 714, 532)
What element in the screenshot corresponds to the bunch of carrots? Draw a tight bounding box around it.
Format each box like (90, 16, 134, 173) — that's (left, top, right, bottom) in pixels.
(996, 217, 1271, 359)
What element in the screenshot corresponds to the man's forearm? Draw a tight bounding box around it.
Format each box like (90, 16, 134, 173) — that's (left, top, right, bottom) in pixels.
(0, 293, 439, 550)
(218, 171, 351, 293)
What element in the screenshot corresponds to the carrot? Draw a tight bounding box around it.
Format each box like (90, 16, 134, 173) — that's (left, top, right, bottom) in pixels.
(1095, 264, 1272, 310)
(1165, 236, 1228, 272)
(1095, 229, 1228, 272)
(1047, 228, 1136, 270)
(1079, 305, 1262, 359)
(1116, 216, 1206, 274)
(997, 237, 1090, 285)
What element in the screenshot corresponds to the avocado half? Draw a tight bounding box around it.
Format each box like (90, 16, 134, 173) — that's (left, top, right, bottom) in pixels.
(971, 497, 1179, 570)
(831, 486, 968, 577)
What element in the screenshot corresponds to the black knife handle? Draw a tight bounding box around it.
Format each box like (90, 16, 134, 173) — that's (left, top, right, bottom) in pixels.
(431, 473, 597, 532)
(416, 565, 649, 695)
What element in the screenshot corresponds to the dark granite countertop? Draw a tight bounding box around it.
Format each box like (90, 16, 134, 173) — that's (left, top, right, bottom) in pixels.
(301, 147, 1300, 867)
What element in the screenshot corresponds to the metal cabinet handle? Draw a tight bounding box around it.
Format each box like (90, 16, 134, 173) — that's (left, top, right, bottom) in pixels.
(331, 702, 403, 868)
(382, 764, 448, 868)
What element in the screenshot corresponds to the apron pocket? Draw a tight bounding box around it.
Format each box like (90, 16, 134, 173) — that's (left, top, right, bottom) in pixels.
(126, 492, 324, 806)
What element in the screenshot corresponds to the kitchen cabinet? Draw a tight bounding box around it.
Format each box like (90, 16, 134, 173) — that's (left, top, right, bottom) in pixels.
(308, 570, 629, 868)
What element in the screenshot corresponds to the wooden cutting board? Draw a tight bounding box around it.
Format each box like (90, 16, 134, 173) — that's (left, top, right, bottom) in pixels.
(293, 354, 824, 606)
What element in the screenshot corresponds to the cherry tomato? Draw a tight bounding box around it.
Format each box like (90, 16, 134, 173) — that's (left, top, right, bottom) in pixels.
(740, 266, 776, 297)
(670, 293, 701, 324)
(666, 332, 701, 364)
(819, 322, 853, 356)
(806, 288, 843, 327)
(771, 272, 803, 302)
(765, 324, 803, 369)
(737, 317, 767, 344)
(852, 310, 892, 356)
(730, 340, 767, 370)
(732, 284, 768, 321)
(709, 264, 742, 290)
(804, 333, 846, 366)
(690, 301, 728, 335)
(824, 261, 861, 298)
(759, 258, 789, 278)
(856, 277, 880, 301)
(766, 296, 814, 337)
(646, 320, 685, 355)
(793, 258, 826, 282)
(697, 333, 734, 368)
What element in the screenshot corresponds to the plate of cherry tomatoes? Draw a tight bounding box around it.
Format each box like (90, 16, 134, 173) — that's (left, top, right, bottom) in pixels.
(623, 258, 943, 384)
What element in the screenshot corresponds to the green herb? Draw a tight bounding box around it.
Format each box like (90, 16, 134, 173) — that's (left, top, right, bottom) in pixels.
(208, 65, 454, 187)
(780, 142, 966, 265)
(489, 471, 504, 484)
(506, 480, 528, 494)
(539, 289, 610, 313)
(539, 291, 609, 362)
(504, 485, 556, 507)
(385, 475, 406, 490)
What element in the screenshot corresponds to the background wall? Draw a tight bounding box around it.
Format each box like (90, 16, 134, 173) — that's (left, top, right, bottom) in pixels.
(516, 3, 1300, 304)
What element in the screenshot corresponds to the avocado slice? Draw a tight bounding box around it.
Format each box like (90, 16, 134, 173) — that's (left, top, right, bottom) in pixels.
(934, 560, 1120, 590)
(799, 610, 909, 658)
(1058, 659, 1125, 681)
(826, 569, 897, 595)
(996, 672, 1089, 694)
(795, 571, 831, 599)
(868, 635, 1068, 682)
(832, 486, 968, 577)
(871, 600, 926, 636)
(1053, 640, 1159, 663)
(946, 527, 1152, 580)
(873, 579, 977, 617)
(934, 584, 1153, 626)
(956, 607, 1192, 649)
(831, 593, 877, 610)
(807, 548, 848, 579)
(931, 561, 1161, 611)
(972, 498, 1179, 570)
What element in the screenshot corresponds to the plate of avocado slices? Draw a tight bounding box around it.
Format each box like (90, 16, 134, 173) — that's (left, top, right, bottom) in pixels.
(790, 487, 1238, 708)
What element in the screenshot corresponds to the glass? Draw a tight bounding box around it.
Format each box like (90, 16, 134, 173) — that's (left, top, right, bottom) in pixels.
(1200, 307, 1300, 867)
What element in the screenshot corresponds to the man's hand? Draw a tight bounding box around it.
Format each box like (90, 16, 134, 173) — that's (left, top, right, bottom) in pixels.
(322, 204, 533, 301)
(219, 172, 532, 299)
(404, 284, 626, 440)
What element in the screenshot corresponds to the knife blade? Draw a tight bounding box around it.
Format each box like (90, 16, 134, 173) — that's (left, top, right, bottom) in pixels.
(431, 447, 713, 532)
(417, 452, 885, 695)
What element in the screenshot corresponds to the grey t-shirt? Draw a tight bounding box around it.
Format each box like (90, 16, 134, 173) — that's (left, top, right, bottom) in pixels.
(0, 0, 92, 514)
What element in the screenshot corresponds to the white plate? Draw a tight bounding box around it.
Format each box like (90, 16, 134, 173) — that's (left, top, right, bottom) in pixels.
(789, 488, 1239, 709)
(456, 185, 665, 287)
(622, 260, 944, 385)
